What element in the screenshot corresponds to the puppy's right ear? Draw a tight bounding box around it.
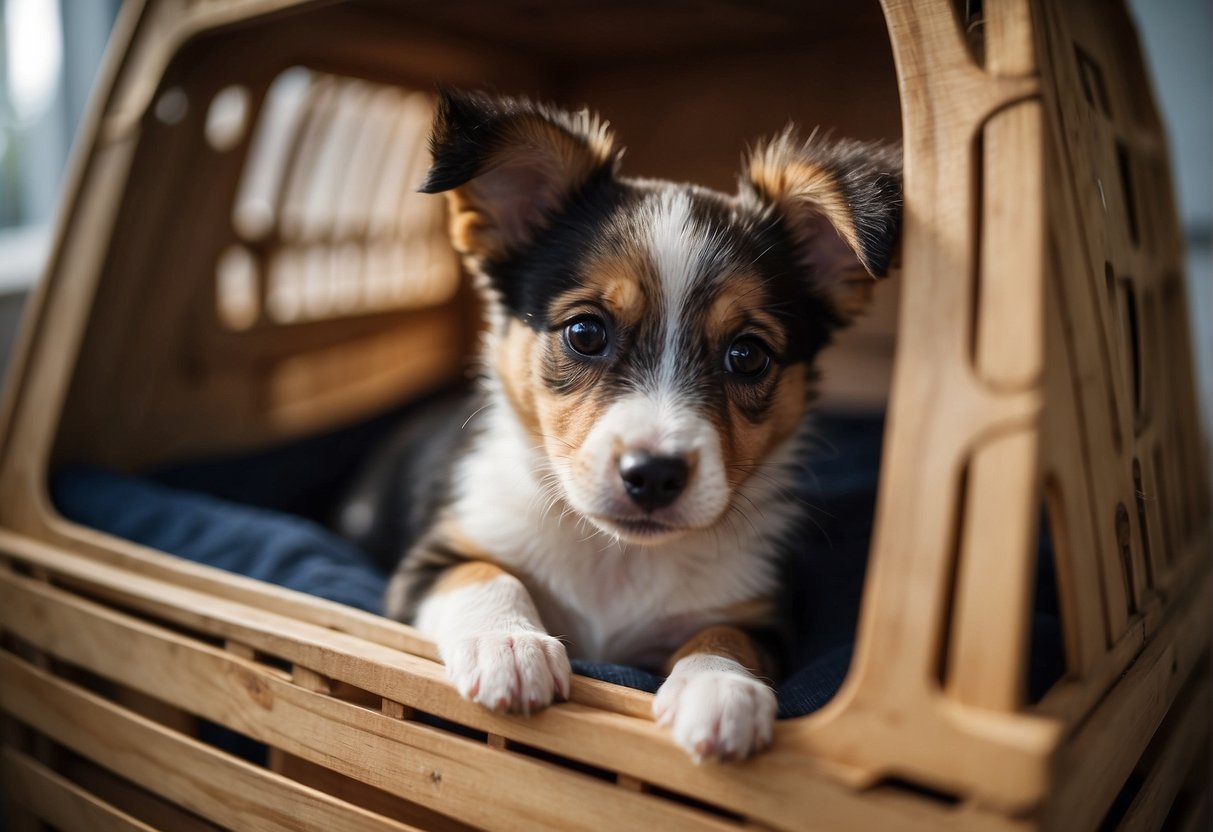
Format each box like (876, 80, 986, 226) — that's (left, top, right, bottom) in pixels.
(421, 89, 620, 261)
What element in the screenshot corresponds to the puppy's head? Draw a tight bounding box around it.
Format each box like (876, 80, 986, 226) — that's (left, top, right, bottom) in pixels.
(422, 90, 901, 544)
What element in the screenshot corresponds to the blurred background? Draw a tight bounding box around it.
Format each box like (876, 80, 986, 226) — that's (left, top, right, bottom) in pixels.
(0, 0, 1208, 433)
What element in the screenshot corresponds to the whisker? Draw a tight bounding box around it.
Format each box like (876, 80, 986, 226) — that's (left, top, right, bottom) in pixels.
(460, 402, 491, 430)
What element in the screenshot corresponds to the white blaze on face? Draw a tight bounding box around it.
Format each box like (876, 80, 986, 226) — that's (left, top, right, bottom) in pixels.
(558, 191, 734, 536)
(643, 190, 725, 392)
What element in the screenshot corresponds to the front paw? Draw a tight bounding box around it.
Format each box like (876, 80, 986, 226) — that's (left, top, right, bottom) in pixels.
(441, 630, 571, 714)
(653, 656, 776, 763)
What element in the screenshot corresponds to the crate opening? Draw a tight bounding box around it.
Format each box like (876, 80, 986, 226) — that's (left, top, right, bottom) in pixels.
(35, 0, 922, 725)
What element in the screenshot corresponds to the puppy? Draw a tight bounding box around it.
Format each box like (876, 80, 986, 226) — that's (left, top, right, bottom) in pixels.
(341, 90, 901, 762)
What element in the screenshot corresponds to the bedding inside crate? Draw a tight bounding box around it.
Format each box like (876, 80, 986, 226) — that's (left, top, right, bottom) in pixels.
(49, 393, 1066, 718)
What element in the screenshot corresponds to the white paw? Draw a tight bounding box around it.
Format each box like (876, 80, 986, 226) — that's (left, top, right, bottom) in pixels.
(441, 630, 571, 714)
(653, 656, 777, 763)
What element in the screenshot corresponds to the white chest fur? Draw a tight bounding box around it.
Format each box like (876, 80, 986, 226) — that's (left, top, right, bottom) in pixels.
(450, 399, 798, 666)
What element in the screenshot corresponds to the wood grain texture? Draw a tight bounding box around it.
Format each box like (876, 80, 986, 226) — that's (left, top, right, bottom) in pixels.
(0, 654, 425, 832)
(0, 544, 1012, 832)
(61, 757, 225, 832)
(2, 748, 159, 832)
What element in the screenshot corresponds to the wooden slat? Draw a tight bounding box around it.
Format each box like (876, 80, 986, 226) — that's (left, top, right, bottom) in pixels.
(4, 525, 653, 721)
(0, 573, 740, 832)
(0, 545, 1024, 832)
(2, 748, 158, 832)
(1115, 671, 1210, 832)
(0, 655, 424, 832)
(63, 757, 224, 832)
(1043, 565, 1211, 830)
(273, 752, 476, 832)
(0, 542, 670, 767)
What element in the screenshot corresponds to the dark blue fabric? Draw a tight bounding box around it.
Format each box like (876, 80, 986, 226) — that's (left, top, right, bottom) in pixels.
(52, 466, 386, 614)
(49, 411, 1064, 721)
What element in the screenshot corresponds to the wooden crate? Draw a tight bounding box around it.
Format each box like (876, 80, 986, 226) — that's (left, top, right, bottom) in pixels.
(0, 1, 1208, 830)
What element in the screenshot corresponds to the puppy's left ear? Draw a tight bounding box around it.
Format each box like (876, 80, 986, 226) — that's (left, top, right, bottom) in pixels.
(742, 130, 902, 319)
(421, 89, 621, 261)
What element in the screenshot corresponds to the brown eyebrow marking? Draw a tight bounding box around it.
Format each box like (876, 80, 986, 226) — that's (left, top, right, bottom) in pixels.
(550, 253, 650, 327)
(707, 273, 786, 351)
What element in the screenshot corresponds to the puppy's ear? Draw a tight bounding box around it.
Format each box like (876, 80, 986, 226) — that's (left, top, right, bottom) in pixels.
(421, 89, 620, 260)
(742, 129, 902, 319)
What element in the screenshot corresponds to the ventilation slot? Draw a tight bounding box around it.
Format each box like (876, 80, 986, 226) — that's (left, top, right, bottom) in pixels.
(1119, 278, 1143, 425)
(1116, 140, 1140, 248)
(1115, 504, 1136, 615)
(1029, 502, 1067, 703)
(1074, 45, 1111, 116)
(1132, 460, 1155, 589)
(220, 68, 460, 330)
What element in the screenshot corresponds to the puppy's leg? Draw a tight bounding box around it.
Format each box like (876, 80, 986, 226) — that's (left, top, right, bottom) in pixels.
(401, 560, 571, 714)
(653, 626, 777, 762)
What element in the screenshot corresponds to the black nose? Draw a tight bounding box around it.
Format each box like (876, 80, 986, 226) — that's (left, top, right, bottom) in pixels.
(619, 452, 689, 512)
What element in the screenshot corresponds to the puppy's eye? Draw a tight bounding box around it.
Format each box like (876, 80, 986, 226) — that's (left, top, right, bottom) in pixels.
(724, 336, 770, 377)
(565, 315, 609, 356)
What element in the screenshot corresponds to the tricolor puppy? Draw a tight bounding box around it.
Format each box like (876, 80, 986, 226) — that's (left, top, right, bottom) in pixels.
(350, 90, 900, 762)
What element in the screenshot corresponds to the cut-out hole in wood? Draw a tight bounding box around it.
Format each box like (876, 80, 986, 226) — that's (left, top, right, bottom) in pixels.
(222, 68, 459, 330)
(953, 0, 985, 67)
(1152, 445, 1175, 570)
(1029, 502, 1067, 703)
(874, 777, 963, 807)
(644, 783, 749, 822)
(1040, 476, 1094, 661)
(205, 85, 251, 152)
(215, 245, 259, 330)
(1074, 44, 1111, 116)
(1138, 288, 1157, 430)
(233, 67, 311, 241)
(154, 86, 189, 125)
(1118, 277, 1143, 426)
(1116, 140, 1140, 248)
(1132, 459, 1155, 589)
(1115, 503, 1136, 615)
(935, 462, 970, 689)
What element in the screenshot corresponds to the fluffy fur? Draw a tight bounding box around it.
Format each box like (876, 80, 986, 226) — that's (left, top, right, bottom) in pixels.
(338, 90, 901, 762)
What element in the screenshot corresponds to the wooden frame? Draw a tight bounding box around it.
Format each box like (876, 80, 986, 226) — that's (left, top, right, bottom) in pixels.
(1, 1, 1208, 830)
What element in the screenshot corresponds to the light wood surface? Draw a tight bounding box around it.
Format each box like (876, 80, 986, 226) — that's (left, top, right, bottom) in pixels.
(0, 653, 429, 832)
